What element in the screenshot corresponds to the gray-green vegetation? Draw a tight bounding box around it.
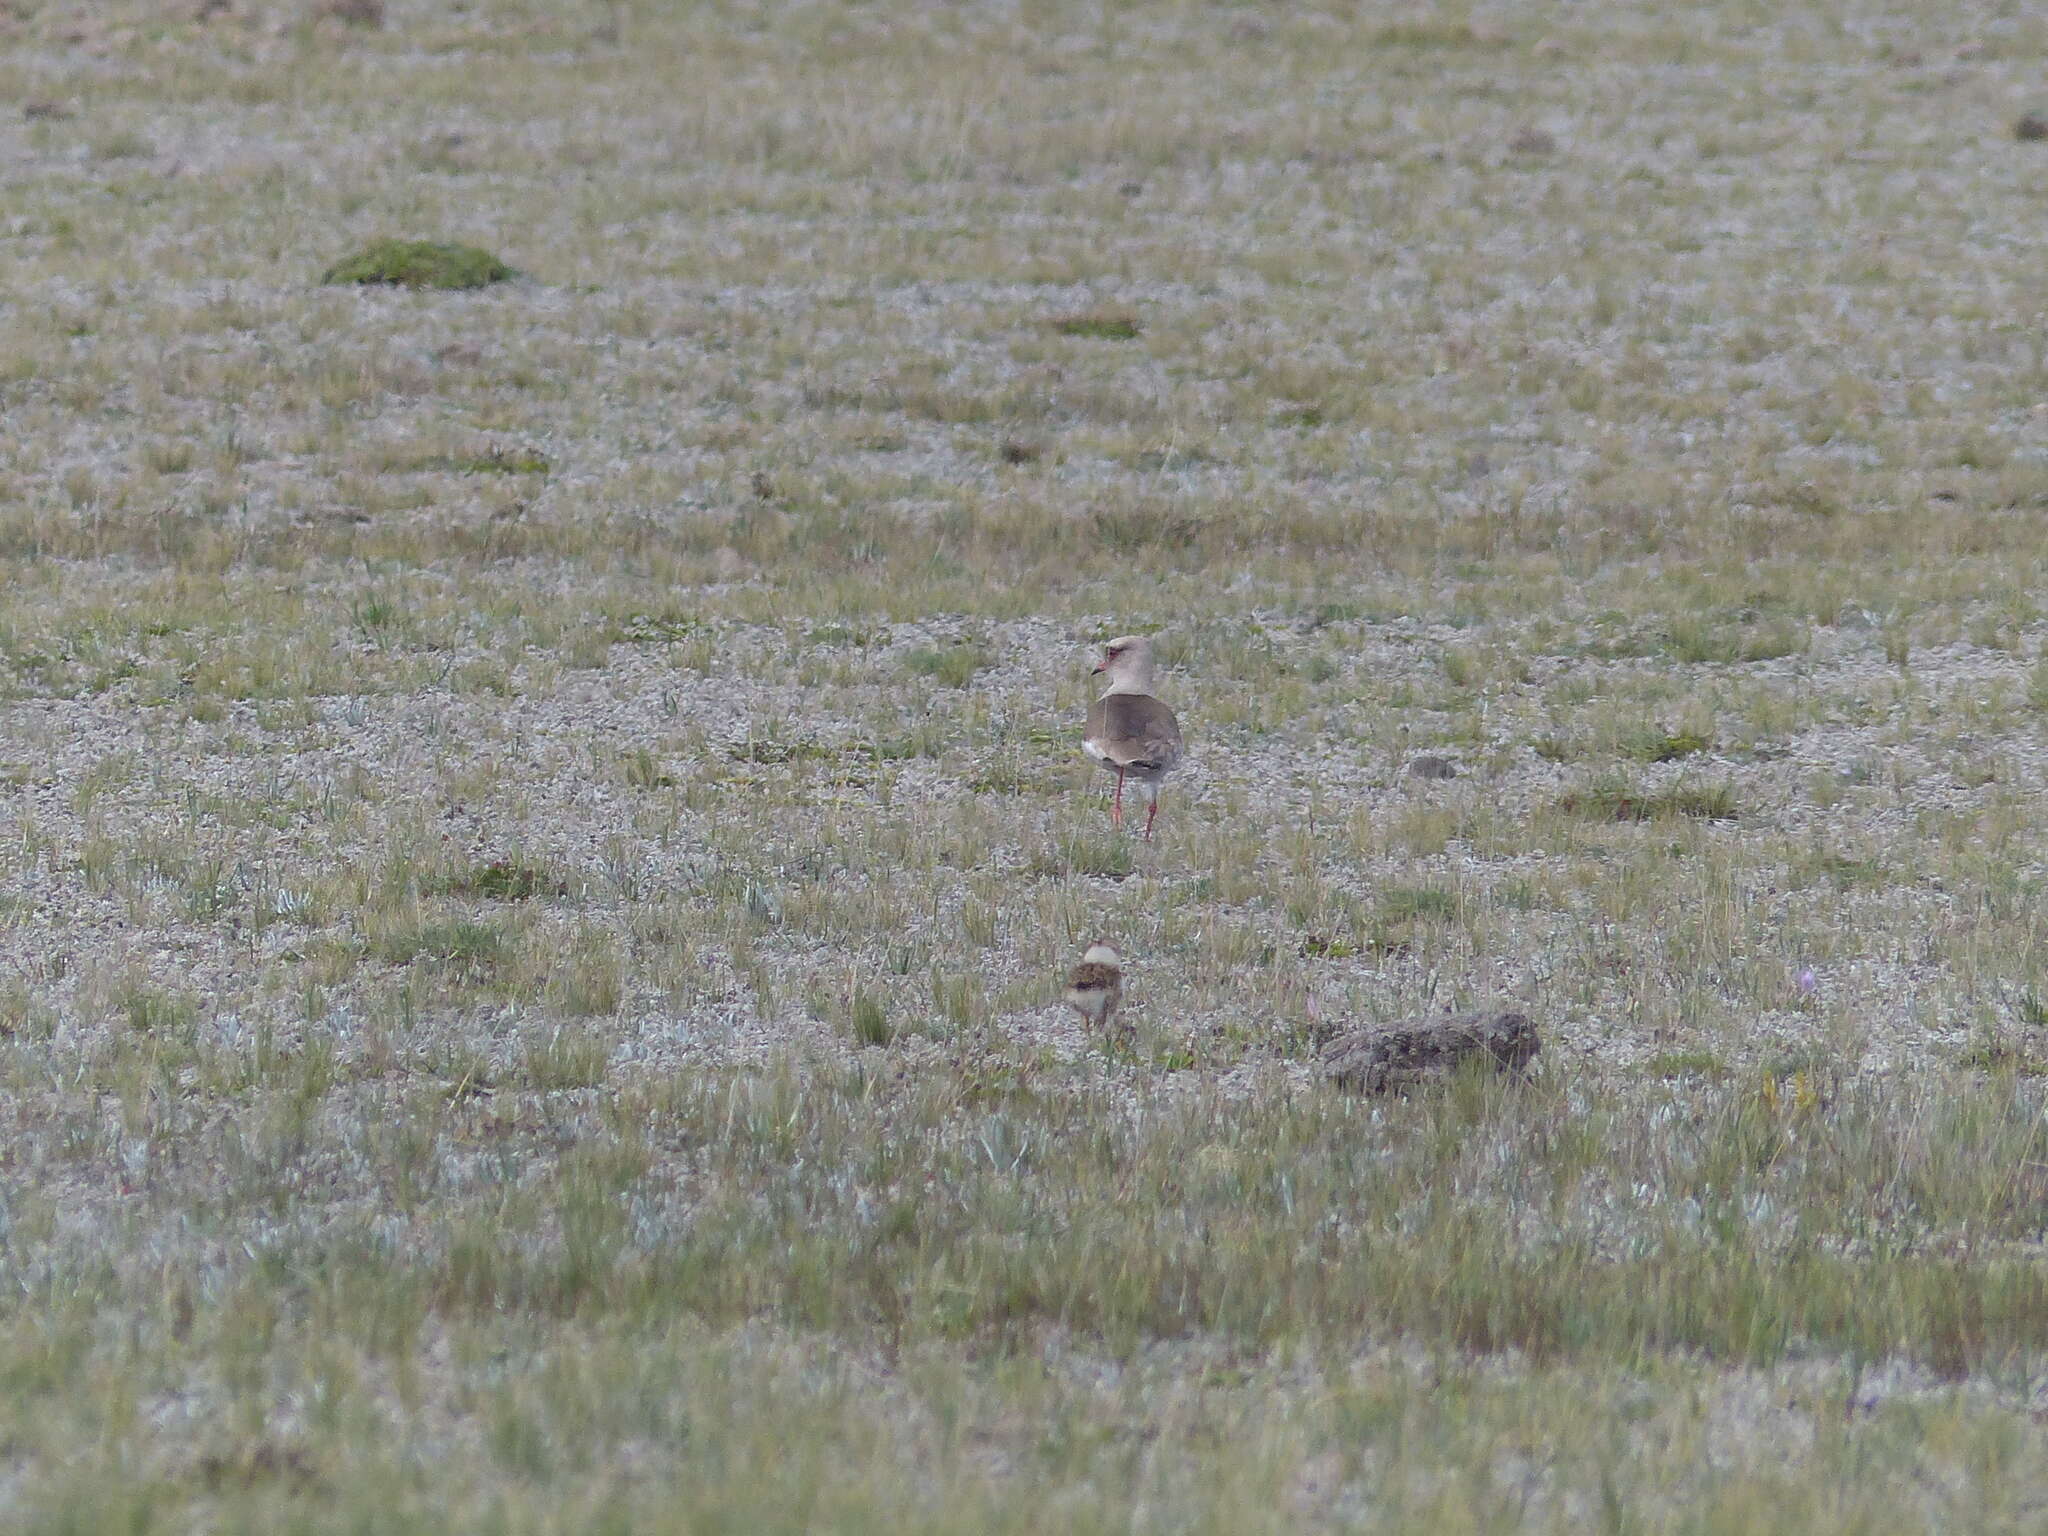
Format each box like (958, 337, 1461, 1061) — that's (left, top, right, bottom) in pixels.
(3, 0, 2048, 1528)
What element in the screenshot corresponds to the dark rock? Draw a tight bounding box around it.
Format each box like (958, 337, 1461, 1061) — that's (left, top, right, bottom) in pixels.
(1320, 1010, 1540, 1094)
(1407, 754, 1458, 781)
(315, 0, 385, 25)
(2017, 113, 2048, 142)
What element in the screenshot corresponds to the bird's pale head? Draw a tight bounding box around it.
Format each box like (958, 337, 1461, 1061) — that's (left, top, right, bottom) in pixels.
(1091, 635, 1157, 689)
(1080, 941, 1121, 968)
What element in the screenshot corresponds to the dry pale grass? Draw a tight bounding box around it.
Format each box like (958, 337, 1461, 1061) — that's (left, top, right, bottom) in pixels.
(3, 0, 2048, 1528)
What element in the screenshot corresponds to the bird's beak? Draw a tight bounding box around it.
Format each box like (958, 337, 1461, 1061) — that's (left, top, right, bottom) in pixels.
(1091, 658, 1107, 674)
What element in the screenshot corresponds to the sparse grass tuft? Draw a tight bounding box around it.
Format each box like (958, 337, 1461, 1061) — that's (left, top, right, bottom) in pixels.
(901, 643, 989, 688)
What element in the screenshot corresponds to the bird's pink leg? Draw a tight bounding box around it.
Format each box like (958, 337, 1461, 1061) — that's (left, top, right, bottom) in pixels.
(1144, 793, 1159, 842)
(1111, 767, 1125, 826)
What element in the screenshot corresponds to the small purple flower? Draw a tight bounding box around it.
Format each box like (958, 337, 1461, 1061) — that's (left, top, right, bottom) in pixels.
(1795, 967, 1817, 996)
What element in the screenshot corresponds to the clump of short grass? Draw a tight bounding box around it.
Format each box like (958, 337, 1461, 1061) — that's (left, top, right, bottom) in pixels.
(1088, 499, 1205, 554)
(1376, 886, 1459, 924)
(519, 1025, 612, 1089)
(901, 643, 989, 688)
(541, 929, 625, 1017)
(1557, 775, 1739, 822)
(1298, 933, 1357, 959)
(846, 988, 891, 1046)
(1665, 617, 1808, 664)
(413, 445, 551, 476)
(619, 746, 676, 790)
(1623, 727, 1712, 763)
(372, 914, 512, 981)
(431, 858, 568, 902)
(1349, 884, 1462, 955)
(115, 976, 199, 1035)
(1956, 1033, 2048, 1076)
(2027, 655, 2048, 712)
(1026, 828, 1135, 879)
(726, 737, 835, 766)
(322, 239, 516, 290)
(966, 759, 1059, 795)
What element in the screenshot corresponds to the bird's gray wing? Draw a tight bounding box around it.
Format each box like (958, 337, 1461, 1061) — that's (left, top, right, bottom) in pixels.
(1087, 694, 1182, 771)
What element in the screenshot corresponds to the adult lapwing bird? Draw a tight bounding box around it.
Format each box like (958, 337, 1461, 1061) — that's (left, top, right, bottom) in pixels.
(1083, 634, 1183, 840)
(1063, 941, 1126, 1045)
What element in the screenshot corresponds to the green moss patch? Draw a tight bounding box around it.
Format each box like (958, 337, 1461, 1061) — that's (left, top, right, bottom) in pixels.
(321, 239, 516, 290)
(1050, 309, 1142, 340)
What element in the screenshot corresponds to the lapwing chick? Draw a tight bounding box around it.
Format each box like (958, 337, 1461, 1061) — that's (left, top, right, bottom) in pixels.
(1083, 635, 1184, 840)
(1063, 941, 1126, 1046)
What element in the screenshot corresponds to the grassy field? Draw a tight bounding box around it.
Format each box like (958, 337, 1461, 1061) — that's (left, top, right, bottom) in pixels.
(4, 0, 2048, 1527)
